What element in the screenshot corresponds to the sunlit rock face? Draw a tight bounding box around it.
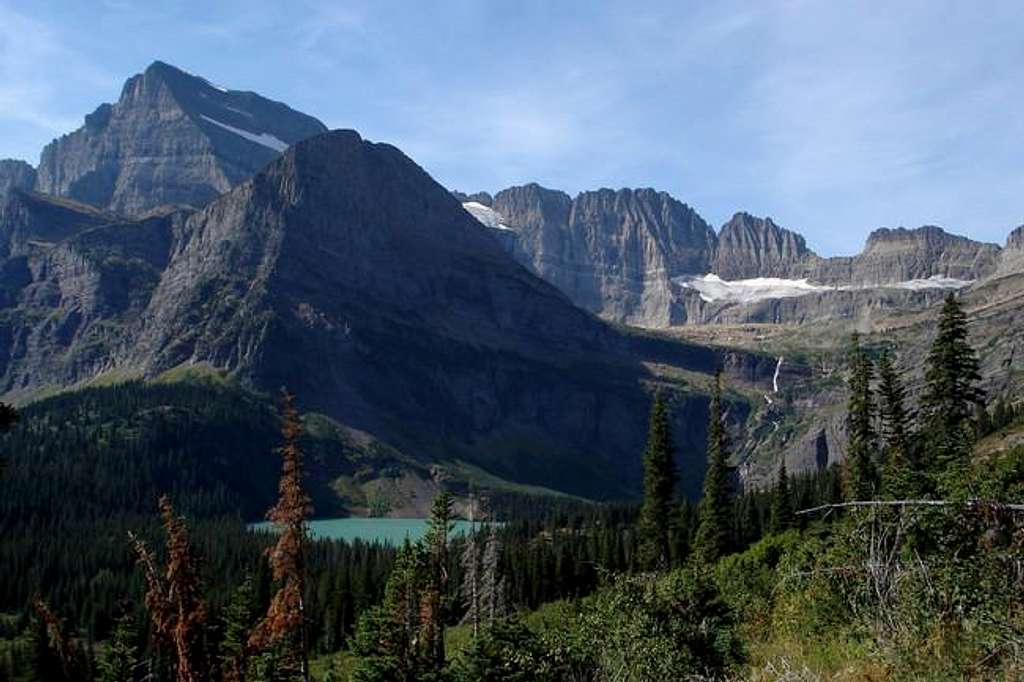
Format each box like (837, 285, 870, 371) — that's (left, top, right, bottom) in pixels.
(34, 61, 326, 216)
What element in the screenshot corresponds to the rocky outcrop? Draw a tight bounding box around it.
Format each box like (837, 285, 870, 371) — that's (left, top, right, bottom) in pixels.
(712, 212, 813, 279)
(0, 161, 36, 203)
(997, 225, 1024, 277)
(807, 226, 1001, 286)
(34, 61, 326, 216)
(487, 185, 716, 327)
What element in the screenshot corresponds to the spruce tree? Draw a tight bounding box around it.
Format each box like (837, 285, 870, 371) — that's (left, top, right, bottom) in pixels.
(844, 332, 878, 500)
(768, 460, 793, 533)
(877, 349, 919, 499)
(693, 372, 733, 566)
(920, 293, 983, 494)
(420, 491, 454, 670)
(636, 391, 678, 570)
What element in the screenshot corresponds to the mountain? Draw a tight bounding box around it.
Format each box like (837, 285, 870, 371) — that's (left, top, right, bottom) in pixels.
(0, 160, 36, 202)
(467, 192, 1010, 327)
(711, 212, 811, 279)
(0, 129, 788, 502)
(997, 225, 1024, 277)
(33, 61, 327, 216)
(485, 184, 717, 327)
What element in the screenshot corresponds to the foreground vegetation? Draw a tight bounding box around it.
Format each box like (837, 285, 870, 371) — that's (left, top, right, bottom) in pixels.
(4, 292, 1023, 680)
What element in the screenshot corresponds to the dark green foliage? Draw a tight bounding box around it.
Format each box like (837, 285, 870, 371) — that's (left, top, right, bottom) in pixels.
(767, 461, 793, 534)
(450, 617, 553, 682)
(877, 349, 920, 499)
(549, 568, 743, 680)
(96, 613, 140, 682)
(844, 332, 878, 500)
(693, 372, 733, 565)
(636, 392, 677, 570)
(920, 293, 983, 495)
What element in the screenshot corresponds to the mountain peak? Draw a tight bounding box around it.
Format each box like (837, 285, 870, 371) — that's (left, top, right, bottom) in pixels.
(34, 61, 327, 216)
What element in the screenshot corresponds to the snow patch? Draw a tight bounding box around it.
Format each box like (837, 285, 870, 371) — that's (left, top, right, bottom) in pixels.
(675, 273, 973, 304)
(199, 115, 289, 152)
(675, 274, 830, 304)
(463, 202, 513, 231)
(877, 275, 974, 291)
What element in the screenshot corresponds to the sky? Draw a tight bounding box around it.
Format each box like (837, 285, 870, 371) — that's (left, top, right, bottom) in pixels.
(1, 0, 1022, 255)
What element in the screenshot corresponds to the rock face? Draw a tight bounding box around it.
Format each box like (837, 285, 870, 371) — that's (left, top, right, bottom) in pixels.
(997, 226, 1024, 277)
(467, 191, 1002, 327)
(0, 131, 784, 499)
(34, 61, 327, 216)
(0, 160, 36, 202)
(808, 226, 1001, 286)
(487, 185, 717, 327)
(712, 212, 812, 279)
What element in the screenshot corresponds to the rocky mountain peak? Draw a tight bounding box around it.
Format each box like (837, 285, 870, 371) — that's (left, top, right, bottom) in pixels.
(712, 212, 812, 279)
(33, 61, 326, 217)
(1007, 225, 1024, 250)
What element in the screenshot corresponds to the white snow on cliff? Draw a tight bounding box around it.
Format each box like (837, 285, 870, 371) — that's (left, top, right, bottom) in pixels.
(199, 115, 289, 152)
(675, 274, 830, 304)
(675, 273, 973, 304)
(462, 202, 513, 231)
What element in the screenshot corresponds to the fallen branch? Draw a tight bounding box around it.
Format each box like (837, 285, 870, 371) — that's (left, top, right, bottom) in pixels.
(797, 499, 1024, 516)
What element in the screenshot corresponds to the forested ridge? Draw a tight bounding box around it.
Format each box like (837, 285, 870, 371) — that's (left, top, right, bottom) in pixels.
(2, 292, 1023, 680)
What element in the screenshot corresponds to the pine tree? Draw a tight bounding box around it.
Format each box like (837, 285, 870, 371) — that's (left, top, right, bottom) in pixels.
(693, 372, 733, 565)
(636, 392, 678, 570)
(877, 349, 918, 499)
(844, 332, 878, 500)
(351, 541, 425, 682)
(249, 390, 312, 681)
(96, 613, 139, 682)
(415, 491, 454, 673)
(768, 460, 793, 533)
(220, 577, 258, 682)
(920, 293, 983, 494)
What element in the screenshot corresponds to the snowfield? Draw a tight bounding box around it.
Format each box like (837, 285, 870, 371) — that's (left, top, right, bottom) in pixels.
(462, 202, 513, 231)
(199, 115, 289, 152)
(675, 273, 973, 304)
(674, 274, 831, 304)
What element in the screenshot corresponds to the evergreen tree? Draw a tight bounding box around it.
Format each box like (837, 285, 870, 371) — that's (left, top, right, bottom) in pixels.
(96, 613, 140, 682)
(220, 577, 258, 682)
(877, 349, 918, 499)
(636, 392, 678, 570)
(768, 460, 793, 533)
(420, 491, 454, 671)
(693, 372, 733, 565)
(350, 541, 425, 682)
(844, 332, 878, 500)
(919, 293, 983, 494)
(249, 390, 312, 681)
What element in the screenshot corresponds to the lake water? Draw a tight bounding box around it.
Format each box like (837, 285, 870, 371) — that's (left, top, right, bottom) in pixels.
(249, 517, 487, 545)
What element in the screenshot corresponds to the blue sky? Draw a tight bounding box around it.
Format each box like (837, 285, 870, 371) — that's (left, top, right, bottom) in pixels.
(1, 0, 1022, 255)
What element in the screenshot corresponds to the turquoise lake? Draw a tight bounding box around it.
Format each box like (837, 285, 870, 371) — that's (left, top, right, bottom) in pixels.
(250, 517, 486, 545)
